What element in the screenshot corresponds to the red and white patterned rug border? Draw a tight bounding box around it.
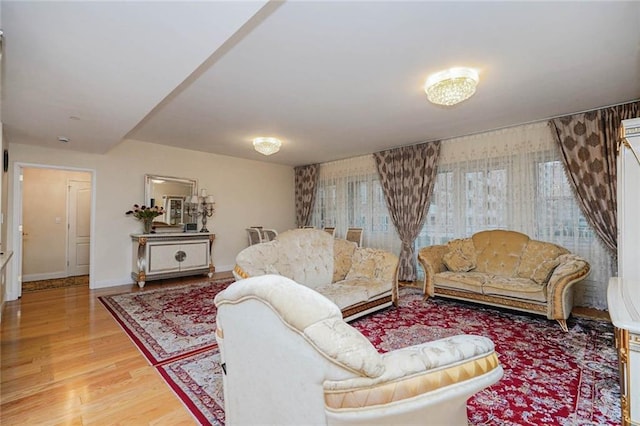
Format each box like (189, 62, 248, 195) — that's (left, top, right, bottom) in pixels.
(155, 347, 225, 426)
(98, 277, 234, 366)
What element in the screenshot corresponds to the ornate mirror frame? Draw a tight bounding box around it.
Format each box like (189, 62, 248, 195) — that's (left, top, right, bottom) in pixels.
(144, 174, 197, 224)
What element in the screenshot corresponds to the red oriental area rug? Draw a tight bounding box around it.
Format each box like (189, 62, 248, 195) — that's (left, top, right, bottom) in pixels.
(102, 282, 620, 426)
(98, 278, 233, 365)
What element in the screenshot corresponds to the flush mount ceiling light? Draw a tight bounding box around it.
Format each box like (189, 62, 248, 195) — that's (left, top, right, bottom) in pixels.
(253, 137, 281, 156)
(424, 67, 479, 106)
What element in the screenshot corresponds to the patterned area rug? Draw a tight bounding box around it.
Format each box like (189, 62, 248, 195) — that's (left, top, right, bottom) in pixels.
(103, 283, 620, 426)
(356, 288, 620, 426)
(98, 278, 233, 365)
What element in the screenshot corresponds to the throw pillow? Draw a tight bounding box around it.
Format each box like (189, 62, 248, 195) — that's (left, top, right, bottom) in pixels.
(442, 238, 477, 272)
(530, 258, 561, 284)
(345, 248, 378, 280)
(516, 240, 568, 279)
(333, 239, 357, 282)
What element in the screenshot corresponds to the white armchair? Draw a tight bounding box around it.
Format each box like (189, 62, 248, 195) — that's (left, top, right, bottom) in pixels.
(214, 274, 503, 425)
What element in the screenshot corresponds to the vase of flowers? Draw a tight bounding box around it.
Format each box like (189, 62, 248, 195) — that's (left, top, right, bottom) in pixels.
(125, 204, 165, 234)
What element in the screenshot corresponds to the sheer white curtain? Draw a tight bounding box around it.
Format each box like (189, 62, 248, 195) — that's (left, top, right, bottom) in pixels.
(310, 155, 402, 255)
(416, 122, 613, 309)
(310, 122, 613, 309)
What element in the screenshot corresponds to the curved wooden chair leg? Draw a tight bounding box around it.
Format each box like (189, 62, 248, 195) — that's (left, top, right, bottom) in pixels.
(557, 319, 569, 332)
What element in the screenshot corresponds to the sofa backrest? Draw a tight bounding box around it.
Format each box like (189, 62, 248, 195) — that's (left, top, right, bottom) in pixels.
(472, 230, 530, 276)
(235, 228, 334, 288)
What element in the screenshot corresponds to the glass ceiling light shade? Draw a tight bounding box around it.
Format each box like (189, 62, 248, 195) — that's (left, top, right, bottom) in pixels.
(253, 137, 281, 156)
(424, 67, 479, 106)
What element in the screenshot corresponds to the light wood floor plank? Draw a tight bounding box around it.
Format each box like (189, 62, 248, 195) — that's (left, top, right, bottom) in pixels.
(0, 273, 233, 425)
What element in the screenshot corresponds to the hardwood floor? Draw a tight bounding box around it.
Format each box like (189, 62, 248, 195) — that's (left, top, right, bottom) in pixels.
(0, 272, 233, 425)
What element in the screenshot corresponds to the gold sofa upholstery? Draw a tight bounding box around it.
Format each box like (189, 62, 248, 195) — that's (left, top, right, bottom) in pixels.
(233, 228, 399, 321)
(417, 230, 591, 331)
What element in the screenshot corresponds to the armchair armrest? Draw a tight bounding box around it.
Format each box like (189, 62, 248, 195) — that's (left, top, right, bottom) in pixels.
(546, 253, 591, 322)
(324, 334, 502, 410)
(417, 245, 448, 298)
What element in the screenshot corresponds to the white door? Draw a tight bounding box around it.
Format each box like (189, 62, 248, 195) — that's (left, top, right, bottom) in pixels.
(68, 180, 91, 276)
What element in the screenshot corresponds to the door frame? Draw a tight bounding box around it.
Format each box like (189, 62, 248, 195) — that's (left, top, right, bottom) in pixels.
(9, 162, 96, 300)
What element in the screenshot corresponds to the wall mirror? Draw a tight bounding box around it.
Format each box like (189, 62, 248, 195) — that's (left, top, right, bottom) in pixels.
(144, 174, 197, 225)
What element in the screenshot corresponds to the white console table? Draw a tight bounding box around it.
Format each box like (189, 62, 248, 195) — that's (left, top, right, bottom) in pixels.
(608, 277, 640, 425)
(131, 233, 215, 288)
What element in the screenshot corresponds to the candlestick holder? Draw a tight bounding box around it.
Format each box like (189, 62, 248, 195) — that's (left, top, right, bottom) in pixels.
(185, 189, 215, 233)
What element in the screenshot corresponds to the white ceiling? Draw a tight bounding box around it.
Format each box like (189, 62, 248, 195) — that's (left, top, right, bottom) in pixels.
(2, 1, 639, 167)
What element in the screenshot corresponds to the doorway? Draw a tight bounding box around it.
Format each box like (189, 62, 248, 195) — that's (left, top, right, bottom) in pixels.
(19, 166, 93, 292)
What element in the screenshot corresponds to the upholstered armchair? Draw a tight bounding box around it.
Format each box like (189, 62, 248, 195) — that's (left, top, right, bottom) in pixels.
(214, 274, 503, 425)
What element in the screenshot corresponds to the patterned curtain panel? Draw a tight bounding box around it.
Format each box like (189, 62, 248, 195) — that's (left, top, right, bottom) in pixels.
(294, 164, 319, 227)
(374, 142, 441, 281)
(550, 101, 639, 254)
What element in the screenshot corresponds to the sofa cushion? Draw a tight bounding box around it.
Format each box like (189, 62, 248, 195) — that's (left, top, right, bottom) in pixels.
(530, 258, 561, 284)
(516, 240, 568, 284)
(345, 248, 397, 284)
(442, 238, 476, 272)
(346, 248, 377, 279)
(482, 276, 547, 302)
(472, 230, 529, 276)
(434, 271, 487, 293)
(314, 283, 370, 311)
(333, 239, 358, 282)
(337, 277, 390, 299)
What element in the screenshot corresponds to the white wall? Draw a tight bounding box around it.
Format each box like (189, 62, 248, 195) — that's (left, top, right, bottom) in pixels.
(6, 139, 295, 295)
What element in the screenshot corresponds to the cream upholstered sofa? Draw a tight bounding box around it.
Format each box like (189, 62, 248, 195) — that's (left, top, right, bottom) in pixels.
(418, 230, 591, 332)
(233, 228, 399, 321)
(215, 274, 503, 425)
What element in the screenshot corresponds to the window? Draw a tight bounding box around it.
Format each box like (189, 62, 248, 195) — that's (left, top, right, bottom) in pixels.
(310, 156, 401, 254)
(311, 122, 612, 309)
(416, 122, 612, 309)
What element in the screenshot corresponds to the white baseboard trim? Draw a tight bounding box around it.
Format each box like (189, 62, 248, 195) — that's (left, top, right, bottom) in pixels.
(92, 266, 235, 290)
(217, 264, 234, 273)
(91, 278, 134, 289)
(23, 271, 68, 282)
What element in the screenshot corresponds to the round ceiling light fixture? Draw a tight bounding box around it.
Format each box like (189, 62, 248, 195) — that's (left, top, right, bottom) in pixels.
(253, 137, 282, 156)
(424, 67, 479, 106)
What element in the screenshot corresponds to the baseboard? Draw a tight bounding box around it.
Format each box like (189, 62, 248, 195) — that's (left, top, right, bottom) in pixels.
(91, 277, 135, 289)
(216, 264, 234, 273)
(23, 271, 67, 282)
(92, 268, 235, 290)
